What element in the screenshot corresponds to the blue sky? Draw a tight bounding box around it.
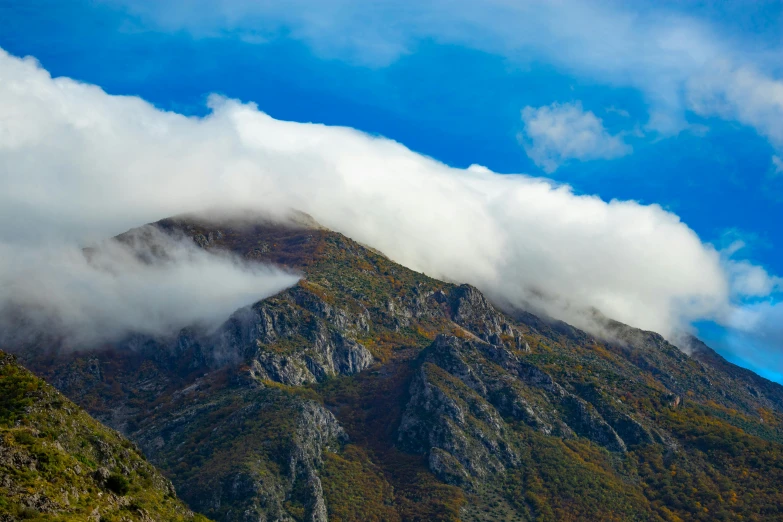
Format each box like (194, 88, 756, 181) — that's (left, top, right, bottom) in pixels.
(1, 0, 781, 380)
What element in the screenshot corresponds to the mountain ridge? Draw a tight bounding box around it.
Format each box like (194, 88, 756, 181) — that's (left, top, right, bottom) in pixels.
(7, 214, 783, 521)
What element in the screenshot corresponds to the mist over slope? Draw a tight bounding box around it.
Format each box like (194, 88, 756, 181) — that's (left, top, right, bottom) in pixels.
(0, 224, 299, 349)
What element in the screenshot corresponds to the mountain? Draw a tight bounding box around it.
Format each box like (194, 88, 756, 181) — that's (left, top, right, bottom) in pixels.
(0, 350, 209, 521)
(9, 214, 783, 521)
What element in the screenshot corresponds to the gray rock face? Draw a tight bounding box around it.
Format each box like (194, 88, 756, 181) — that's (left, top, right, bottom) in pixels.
(136, 386, 347, 522)
(559, 395, 626, 452)
(398, 333, 643, 485)
(230, 282, 530, 390)
(444, 285, 530, 351)
(216, 400, 345, 522)
(120, 284, 378, 387)
(572, 382, 654, 447)
(398, 362, 518, 487)
(242, 293, 375, 386)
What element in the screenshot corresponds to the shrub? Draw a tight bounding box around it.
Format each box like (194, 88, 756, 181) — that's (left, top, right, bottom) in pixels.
(106, 473, 130, 495)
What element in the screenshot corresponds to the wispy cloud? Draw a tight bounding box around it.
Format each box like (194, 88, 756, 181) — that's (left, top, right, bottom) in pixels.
(773, 155, 783, 176)
(0, 227, 299, 348)
(109, 0, 783, 147)
(605, 106, 631, 118)
(519, 102, 630, 172)
(721, 300, 783, 376)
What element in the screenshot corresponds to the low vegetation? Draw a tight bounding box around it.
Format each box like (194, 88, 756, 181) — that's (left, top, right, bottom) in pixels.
(0, 352, 209, 521)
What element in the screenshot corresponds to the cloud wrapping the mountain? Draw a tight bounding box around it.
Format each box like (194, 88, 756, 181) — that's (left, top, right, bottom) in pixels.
(0, 48, 779, 354)
(519, 102, 630, 172)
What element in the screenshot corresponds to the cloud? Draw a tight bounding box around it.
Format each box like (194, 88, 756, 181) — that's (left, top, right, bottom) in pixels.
(0, 226, 299, 348)
(718, 235, 782, 298)
(0, 48, 780, 356)
(519, 102, 631, 172)
(720, 300, 783, 379)
(687, 64, 783, 146)
(108, 0, 783, 145)
(773, 155, 783, 176)
(606, 106, 631, 118)
(725, 259, 782, 298)
(0, 51, 300, 348)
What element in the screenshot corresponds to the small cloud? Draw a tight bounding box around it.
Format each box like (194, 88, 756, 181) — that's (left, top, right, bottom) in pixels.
(686, 123, 710, 137)
(772, 155, 783, 177)
(467, 164, 492, 174)
(723, 239, 746, 257)
(725, 259, 782, 297)
(606, 106, 630, 118)
(718, 230, 781, 298)
(718, 228, 770, 253)
(721, 299, 783, 377)
(519, 101, 631, 172)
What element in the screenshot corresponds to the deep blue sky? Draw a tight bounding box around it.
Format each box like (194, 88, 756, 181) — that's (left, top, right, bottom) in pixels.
(1, 0, 781, 379)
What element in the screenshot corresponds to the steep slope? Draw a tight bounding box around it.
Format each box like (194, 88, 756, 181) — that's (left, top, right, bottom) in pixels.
(12, 214, 783, 522)
(0, 350, 209, 522)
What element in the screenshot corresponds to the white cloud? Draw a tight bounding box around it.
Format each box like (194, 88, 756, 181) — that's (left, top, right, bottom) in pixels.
(519, 102, 630, 172)
(719, 299, 783, 377)
(729, 301, 783, 342)
(108, 0, 783, 146)
(0, 227, 299, 347)
(606, 106, 631, 118)
(0, 52, 300, 347)
(773, 155, 783, 176)
(718, 236, 782, 298)
(687, 64, 783, 146)
(725, 259, 782, 298)
(0, 48, 779, 349)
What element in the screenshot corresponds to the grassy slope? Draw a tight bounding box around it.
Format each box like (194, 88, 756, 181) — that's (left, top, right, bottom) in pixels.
(0, 351, 210, 522)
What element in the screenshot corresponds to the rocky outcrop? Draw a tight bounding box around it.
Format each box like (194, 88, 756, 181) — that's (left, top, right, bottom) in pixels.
(559, 395, 626, 452)
(398, 334, 635, 484)
(104, 284, 377, 388)
(397, 361, 519, 488)
(444, 285, 530, 352)
(572, 382, 653, 447)
(241, 291, 374, 386)
(203, 401, 343, 522)
(133, 379, 347, 522)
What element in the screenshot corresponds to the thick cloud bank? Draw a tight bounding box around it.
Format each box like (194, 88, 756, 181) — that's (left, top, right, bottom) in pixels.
(0, 48, 779, 355)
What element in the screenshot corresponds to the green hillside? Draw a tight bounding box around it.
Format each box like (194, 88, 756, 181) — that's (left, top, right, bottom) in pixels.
(0, 351, 210, 522)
